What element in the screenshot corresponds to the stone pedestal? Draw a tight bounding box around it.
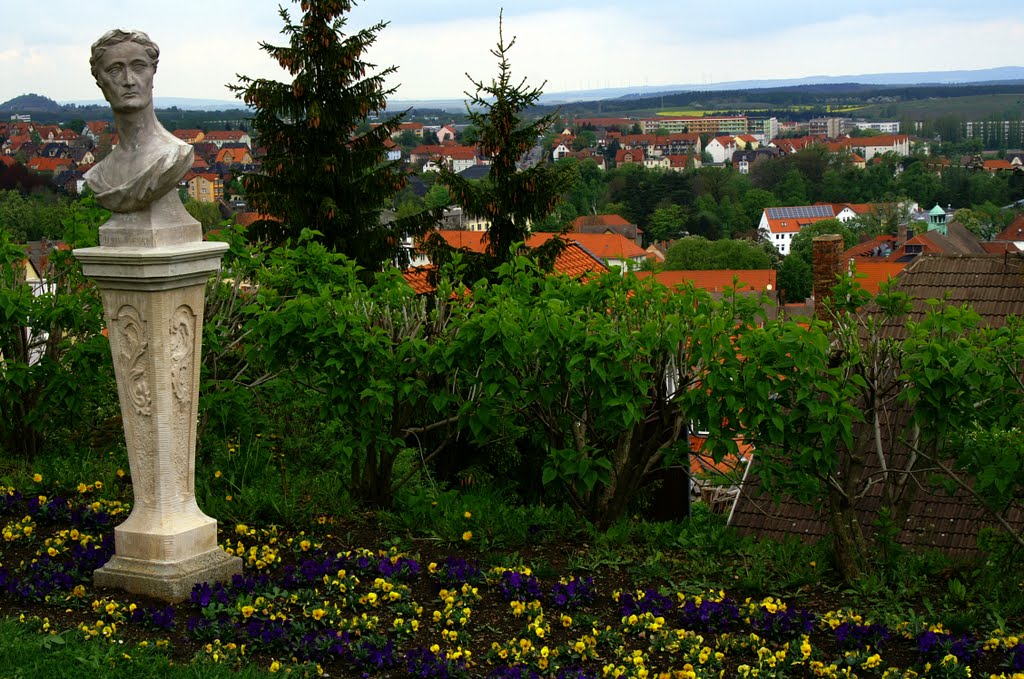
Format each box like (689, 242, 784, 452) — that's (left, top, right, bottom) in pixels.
(74, 239, 241, 601)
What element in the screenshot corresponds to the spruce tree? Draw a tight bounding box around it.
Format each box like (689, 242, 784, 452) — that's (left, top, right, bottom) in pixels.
(432, 14, 576, 265)
(232, 0, 430, 270)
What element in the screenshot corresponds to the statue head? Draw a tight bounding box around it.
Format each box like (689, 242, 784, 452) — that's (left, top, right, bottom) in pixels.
(90, 30, 160, 114)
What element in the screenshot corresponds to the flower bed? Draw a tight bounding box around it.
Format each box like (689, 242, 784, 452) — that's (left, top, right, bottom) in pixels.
(2, 481, 1023, 678)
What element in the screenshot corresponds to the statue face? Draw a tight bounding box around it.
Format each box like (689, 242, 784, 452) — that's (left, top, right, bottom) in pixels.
(94, 41, 155, 114)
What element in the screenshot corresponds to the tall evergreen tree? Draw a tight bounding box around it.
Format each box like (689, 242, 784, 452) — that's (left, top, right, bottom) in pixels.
(232, 0, 430, 270)
(432, 13, 576, 265)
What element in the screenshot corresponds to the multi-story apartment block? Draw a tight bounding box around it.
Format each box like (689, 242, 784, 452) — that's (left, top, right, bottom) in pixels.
(852, 121, 901, 134)
(807, 117, 846, 138)
(185, 172, 224, 203)
(641, 116, 748, 136)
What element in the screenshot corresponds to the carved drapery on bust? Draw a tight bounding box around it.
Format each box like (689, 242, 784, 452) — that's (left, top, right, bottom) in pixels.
(86, 143, 193, 213)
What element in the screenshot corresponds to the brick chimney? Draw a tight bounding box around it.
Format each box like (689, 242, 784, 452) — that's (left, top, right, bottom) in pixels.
(812, 234, 844, 322)
(896, 222, 915, 249)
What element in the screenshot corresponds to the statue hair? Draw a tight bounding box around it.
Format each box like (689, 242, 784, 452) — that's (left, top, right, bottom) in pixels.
(90, 29, 160, 79)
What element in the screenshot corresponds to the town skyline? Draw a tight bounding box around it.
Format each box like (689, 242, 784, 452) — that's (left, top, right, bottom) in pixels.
(4, 1, 1024, 105)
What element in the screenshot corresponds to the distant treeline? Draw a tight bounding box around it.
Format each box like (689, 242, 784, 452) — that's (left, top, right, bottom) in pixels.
(0, 105, 253, 132)
(547, 81, 1024, 120)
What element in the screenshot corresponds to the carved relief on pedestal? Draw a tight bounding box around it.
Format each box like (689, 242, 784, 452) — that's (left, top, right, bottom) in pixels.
(169, 305, 196, 408)
(169, 304, 197, 498)
(112, 303, 155, 500)
(114, 305, 151, 417)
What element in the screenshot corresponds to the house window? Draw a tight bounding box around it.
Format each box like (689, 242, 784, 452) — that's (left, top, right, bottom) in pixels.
(689, 419, 711, 437)
(905, 244, 923, 254)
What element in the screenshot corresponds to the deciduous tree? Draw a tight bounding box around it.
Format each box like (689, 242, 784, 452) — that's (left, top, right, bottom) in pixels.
(664, 236, 772, 270)
(462, 258, 763, 528)
(0, 229, 113, 459)
(703, 279, 1024, 583)
(646, 204, 687, 242)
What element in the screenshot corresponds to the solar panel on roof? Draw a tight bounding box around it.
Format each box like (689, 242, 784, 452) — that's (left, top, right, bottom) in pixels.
(766, 205, 834, 220)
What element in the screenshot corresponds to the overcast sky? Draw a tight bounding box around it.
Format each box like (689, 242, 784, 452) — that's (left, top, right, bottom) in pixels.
(4, 1, 1023, 105)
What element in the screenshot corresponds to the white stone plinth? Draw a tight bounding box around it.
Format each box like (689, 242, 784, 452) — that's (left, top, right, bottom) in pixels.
(98, 191, 203, 248)
(75, 240, 241, 602)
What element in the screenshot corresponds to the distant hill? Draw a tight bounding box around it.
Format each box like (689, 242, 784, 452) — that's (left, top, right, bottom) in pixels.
(530, 66, 1024, 104)
(0, 93, 63, 113)
(67, 97, 249, 112)
(0, 95, 248, 117)
(5, 66, 1024, 120)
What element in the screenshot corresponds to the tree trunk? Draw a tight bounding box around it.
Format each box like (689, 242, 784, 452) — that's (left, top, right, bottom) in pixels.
(355, 446, 395, 509)
(828, 491, 872, 584)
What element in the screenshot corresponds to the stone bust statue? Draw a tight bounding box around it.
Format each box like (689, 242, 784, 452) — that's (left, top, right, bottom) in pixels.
(84, 30, 193, 213)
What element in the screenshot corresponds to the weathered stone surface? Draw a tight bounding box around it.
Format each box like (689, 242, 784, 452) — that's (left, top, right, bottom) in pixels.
(75, 243, 238, 601)
(97, 191, 202, 248)
(75, 241, 228, 290)
(94, 549, 242, 602)
(85, 30, 195, 217)
(75, 29, 239, 602)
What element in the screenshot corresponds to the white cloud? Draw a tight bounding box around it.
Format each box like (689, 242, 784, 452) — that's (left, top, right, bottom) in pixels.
(3, 3, 1023, 104)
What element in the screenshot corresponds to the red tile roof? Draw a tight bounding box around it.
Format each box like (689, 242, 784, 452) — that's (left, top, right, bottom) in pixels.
(204, 130, 247, 141)
(764, 215, 832, 234)
(433, 230, 644, 265)
(570, 214, 633, 229)
(403, 265, 439, 294)
(830, 202, 876, 215)
(439, 146, 478, 161)
(844, 234, 899, 259)
(983, 159, 1015, 172)
(615, 148, 645, 163)
(411, 144, 478, 161)
(172, 129, 204, 141)
(981, 241, 1018, 254)
(234, 212, 280, 228)
(848, 260, 907, 294)
(690, 435, 751, 478)
(837, 134, 909, 147)
(531, 232, 648, 261)
(619, 133, 700, 147)
(27, 157, 72, 173)
(554, 242, 613, 277)
(216, 147, 251, 164)
(432, 230, 487, 250)
(994, 215, 1024, 243)
(410, 233, 609, 290)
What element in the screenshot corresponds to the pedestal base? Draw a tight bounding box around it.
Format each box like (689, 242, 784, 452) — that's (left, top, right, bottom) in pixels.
(98, 191, 202, 248)
(94, 549, 242, 602)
